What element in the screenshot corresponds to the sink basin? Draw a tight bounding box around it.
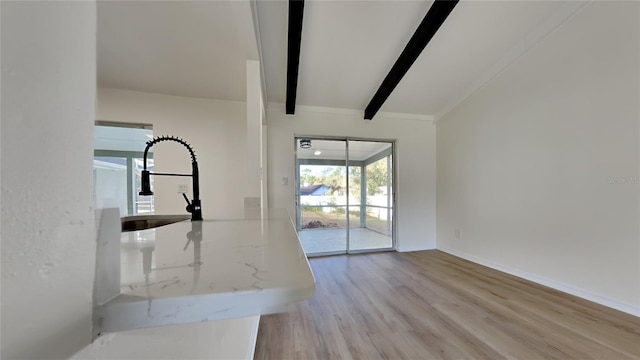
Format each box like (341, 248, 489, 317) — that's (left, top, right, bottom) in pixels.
(121, 214, 191, 232)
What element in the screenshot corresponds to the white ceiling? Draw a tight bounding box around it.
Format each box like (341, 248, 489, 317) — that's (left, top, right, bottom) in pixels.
(98, 0, 258, 101)
(98, 0, 575, 118)
(257, 0, 569, 116)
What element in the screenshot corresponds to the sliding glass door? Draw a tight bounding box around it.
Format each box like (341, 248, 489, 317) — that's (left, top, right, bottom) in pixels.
(348, 140, 393, 251)
(296, 139, 348, 255)
(295, 137, 395, 256)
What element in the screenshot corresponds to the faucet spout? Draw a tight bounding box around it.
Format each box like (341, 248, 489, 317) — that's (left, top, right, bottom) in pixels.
(139, 136, 203, 221)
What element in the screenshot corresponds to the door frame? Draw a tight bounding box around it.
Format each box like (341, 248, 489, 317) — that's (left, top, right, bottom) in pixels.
(294, 135, 397, 255)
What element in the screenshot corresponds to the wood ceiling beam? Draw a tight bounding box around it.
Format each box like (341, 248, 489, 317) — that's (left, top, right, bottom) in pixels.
(286, 0, 305, 115)
(364, 0, 459, 120)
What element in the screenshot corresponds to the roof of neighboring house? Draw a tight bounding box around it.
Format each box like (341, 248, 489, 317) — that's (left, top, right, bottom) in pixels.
(300, 184, 330, 196)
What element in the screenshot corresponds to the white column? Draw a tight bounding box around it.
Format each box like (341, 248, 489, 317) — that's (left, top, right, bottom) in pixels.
(245, 60, 264, 208)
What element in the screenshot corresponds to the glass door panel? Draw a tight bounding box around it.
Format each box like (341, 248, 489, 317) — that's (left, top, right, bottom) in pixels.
(296, 139, 348, 255)
(348, 140, 394, 251)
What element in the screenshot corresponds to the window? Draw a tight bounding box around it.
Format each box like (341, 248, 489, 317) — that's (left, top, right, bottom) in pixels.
(93, 122, 154, 215)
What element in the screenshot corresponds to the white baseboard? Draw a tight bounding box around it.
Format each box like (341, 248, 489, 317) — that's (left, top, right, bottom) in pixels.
(438, 247, 640, 317)
(397, 245, 435, 253)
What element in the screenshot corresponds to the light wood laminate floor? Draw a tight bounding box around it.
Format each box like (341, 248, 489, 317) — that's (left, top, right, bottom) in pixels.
(254, 250, 640, 360)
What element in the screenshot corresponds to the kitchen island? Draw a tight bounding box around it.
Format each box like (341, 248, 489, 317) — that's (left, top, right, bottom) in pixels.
(77, 208, 314, 359)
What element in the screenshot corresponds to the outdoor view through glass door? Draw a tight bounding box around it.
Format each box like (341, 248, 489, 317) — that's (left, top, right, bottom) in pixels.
(296, 137, 394, 256)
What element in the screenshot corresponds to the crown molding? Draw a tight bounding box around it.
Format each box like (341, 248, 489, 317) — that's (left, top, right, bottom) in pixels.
(267, 102, 433, 122)
(377, 111, 434, 122)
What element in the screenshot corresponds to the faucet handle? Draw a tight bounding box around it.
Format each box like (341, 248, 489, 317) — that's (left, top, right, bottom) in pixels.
(182, 193, 202, 221)
(182, 193, 194, 213)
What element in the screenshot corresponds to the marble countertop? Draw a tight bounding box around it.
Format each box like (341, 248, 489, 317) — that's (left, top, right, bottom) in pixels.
(96, 208, 315, 333)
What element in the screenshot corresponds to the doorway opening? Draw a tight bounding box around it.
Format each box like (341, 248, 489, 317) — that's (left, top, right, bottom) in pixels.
(295, 137, 395, 256)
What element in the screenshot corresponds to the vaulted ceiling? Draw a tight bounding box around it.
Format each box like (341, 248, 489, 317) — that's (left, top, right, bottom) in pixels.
(98, 0, 582, 118)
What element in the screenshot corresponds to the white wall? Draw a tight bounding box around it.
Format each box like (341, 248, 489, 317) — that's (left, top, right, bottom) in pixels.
(1, 1, 98, 358)
(437, 1, 639, 315)
(97, 88, 247, 216)
(267, 106, 436, 251)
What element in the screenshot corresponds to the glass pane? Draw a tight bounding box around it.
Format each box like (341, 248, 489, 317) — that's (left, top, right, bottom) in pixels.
(348, 140, 393, 251)
(297, 139, 347, 255)
(94, 157, 128, 216)
(299, 165, 348, 229)
(348, 206, 361, 229)
(94, 123, 154, 216)
(365, 157, 390, 235)
(95, 125, 153, 152)
(300, 205, 348, 229)
(365, 206, 389, 235)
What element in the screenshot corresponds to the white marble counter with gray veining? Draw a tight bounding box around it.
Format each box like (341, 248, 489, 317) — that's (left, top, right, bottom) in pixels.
(96, 208, 315, 333)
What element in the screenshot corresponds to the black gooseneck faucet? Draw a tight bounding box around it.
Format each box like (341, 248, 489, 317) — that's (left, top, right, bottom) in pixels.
(139, 136, 203, 221)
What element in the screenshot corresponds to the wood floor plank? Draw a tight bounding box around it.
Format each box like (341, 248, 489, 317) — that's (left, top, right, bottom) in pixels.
(404, 252, 640, 358)
(254, 250, 640, 360)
